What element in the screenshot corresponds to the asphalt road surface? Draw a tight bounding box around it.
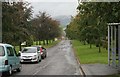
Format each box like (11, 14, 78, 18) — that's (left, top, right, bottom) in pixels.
(14, 40, 81, 75)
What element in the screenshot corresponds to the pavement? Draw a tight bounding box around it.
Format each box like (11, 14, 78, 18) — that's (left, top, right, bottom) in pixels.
(80, 63, 119, 76)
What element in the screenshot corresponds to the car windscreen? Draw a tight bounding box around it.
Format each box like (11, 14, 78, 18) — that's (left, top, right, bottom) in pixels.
(22, 48, 37, 53)
(0, 46, 5, 56)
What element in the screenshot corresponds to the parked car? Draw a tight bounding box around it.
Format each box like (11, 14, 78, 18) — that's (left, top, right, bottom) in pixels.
(32, 46, 47, 59)
(0, 43, 21, 76)
(20, 47, 41, 63)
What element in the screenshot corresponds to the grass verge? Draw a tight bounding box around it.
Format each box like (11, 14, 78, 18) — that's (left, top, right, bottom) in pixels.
(72, 40, 108, 64)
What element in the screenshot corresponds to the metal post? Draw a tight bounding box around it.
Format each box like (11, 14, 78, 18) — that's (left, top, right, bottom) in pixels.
(110, 26, 113, 65)
(111, 26, 116, 67)
(111, 26, 117, 68)
(114, 26, 117, 67)
(118, 25, 120, 68)
(108, 26, 110, 66)
(0, 2, 1, 37)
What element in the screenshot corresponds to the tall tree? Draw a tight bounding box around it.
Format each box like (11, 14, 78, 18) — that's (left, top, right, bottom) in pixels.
(2, 2, 33, 50)
(31, 12, 61, 45)
(66, 2, 120, 53)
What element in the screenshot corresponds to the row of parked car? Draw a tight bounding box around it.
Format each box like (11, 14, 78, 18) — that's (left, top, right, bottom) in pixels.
(0, 43, 47, 76)
(20, 45, 47, 63)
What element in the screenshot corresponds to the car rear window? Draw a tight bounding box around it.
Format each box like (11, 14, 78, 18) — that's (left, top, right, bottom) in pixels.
(0, 46, 5, 56)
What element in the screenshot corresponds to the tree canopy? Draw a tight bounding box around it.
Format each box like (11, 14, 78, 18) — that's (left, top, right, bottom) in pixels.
(2, 2, 61, 48)
(65, 2, 120, 52)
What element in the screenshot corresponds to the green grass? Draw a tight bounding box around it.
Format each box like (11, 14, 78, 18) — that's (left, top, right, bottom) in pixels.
(33, 41, 46, 45)
(72, 40, 108, 64)
(14, 46, 20, 53)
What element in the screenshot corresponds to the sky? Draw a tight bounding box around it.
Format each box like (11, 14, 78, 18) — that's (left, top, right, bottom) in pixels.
(27, 0, 78, 18)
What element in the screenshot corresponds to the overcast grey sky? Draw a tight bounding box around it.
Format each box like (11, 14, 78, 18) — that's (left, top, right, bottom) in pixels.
(30, 2, 78, 18)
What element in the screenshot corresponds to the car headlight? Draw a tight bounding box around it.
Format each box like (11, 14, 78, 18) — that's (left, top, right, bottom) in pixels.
(33, 55, 37, 58)
(32, 55, 37, 59)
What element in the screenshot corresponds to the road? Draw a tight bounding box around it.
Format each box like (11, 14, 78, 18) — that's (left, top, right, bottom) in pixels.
(14, 40, 81, 75)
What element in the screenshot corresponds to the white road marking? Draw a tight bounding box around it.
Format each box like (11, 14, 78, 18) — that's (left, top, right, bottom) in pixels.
(33, 62, 51, 75)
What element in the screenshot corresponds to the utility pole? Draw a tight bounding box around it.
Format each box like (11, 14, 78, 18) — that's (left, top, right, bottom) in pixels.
(0, 2, 2, 43)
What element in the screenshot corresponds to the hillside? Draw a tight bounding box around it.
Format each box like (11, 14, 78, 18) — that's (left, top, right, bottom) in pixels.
(53, 15, 71, 27)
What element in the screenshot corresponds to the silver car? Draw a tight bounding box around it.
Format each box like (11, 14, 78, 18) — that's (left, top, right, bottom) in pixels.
(20, 47, 41, 63)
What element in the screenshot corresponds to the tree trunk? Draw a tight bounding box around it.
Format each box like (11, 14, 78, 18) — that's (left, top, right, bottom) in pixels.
(43, 40, 45, 45)
(98, 37, 101, 53)
(99, 44, 101, 53)
(39, 41, 41, 45)
(36, 41, 38, 45)
(19, 42, 22, 51)
(46, 40, 49, 45)
(89, 40, 92, 48)
(90, 43, 92, 48)
(83, 41, 86, 45)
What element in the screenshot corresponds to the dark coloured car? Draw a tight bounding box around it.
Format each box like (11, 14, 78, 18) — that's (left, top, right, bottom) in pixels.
(32, 46, 47, 59)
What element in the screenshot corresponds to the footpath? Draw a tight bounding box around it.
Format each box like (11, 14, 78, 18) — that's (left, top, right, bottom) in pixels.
(80, 63, 119, 76)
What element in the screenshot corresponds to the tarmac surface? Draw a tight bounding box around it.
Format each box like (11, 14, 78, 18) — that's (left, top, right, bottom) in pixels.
(13, 40, 81, 75)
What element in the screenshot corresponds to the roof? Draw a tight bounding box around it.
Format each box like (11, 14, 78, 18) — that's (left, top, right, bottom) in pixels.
(24, 46, 36, 48)
(0, 43, 13, 47)
(23, 47, 37, 49)
(108, 23, 120, 26)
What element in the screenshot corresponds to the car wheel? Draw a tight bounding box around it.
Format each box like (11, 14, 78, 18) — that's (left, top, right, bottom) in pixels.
(39, 58, 41, 62)
(7, 66, 12, 76)
(42, 56, 44, 59)
(37, 57, 39, 63)
(16, 66, 22, 72)
(45, 54, 47, 58)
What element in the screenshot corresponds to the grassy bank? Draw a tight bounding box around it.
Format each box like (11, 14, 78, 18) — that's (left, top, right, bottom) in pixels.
(72, 40, 108, 64)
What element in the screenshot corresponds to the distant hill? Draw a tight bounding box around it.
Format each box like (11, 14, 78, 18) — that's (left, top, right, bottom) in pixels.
(53, 15, 72, 27)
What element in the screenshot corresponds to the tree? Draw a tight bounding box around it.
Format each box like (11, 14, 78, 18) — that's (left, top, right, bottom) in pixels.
(31, 12, 61, 45)
(66, 2, 120, 53)
(2, 2, 33, 50)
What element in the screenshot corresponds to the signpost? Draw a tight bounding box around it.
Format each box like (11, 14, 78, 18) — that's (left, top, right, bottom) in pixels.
(108, 23, 120, 68)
